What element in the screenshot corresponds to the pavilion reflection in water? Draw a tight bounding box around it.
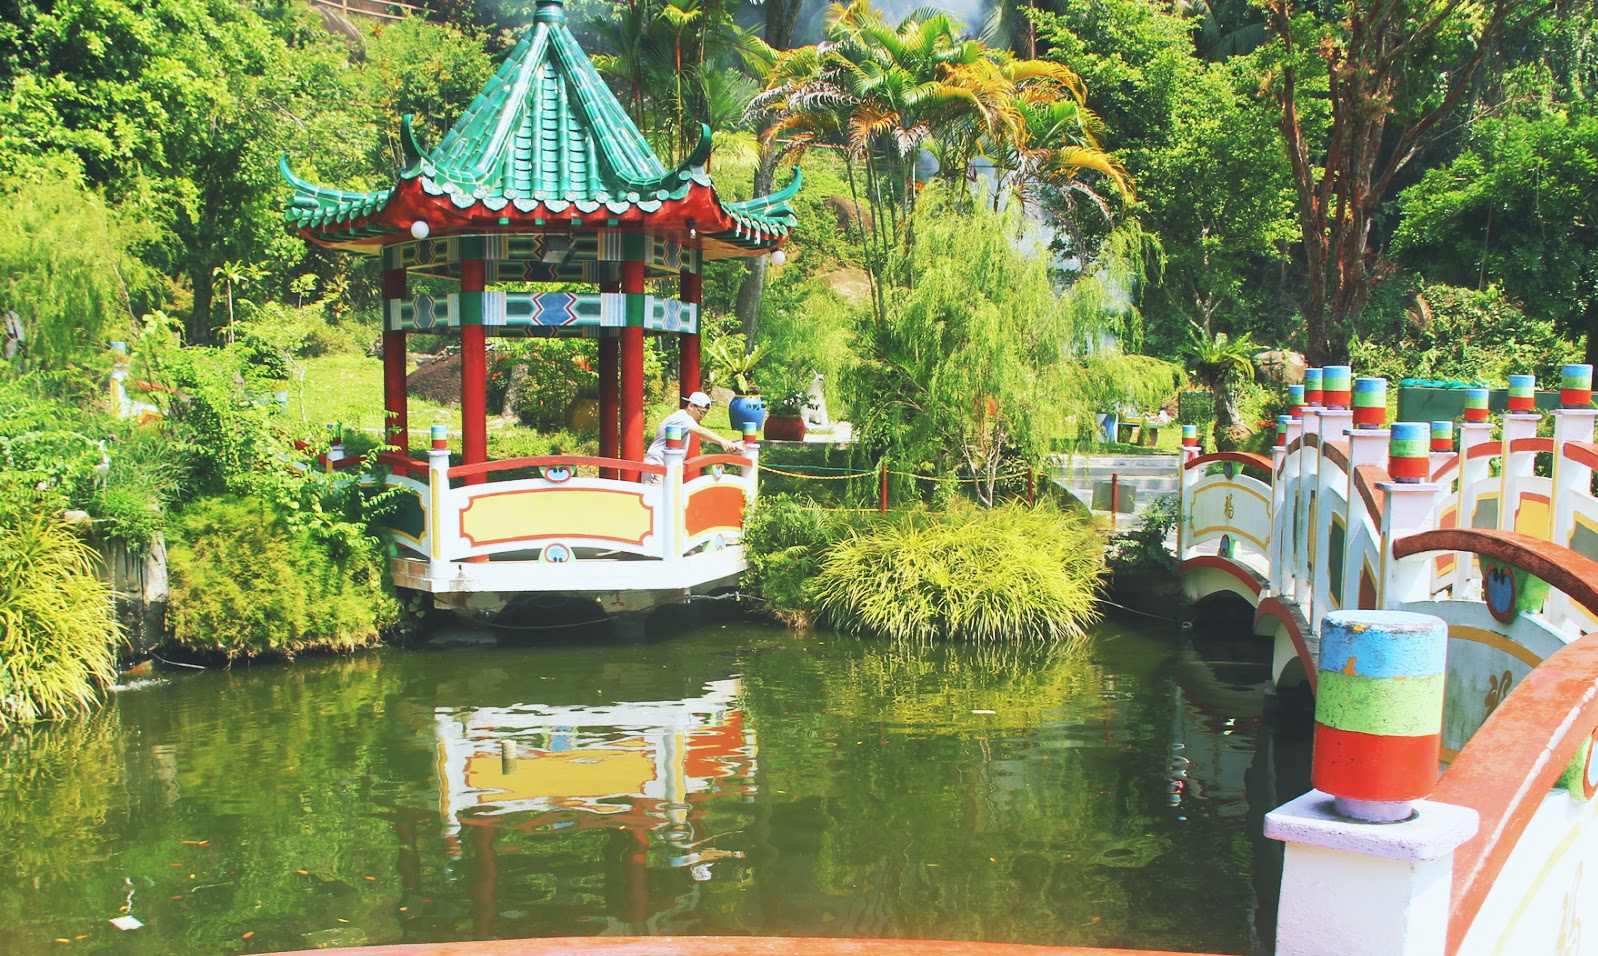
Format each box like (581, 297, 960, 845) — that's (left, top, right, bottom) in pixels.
(428, 677, 756, 934)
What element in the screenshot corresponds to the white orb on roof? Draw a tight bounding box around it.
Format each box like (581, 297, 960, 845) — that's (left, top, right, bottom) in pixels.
(410, 220, 431, 239)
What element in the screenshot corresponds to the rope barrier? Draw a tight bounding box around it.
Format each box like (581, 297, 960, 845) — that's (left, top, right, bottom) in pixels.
(759, 465, 874, 480)
(761, 465, 1034, 485)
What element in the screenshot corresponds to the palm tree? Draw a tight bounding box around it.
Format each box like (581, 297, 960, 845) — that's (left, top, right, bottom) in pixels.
(753, 1, 1096, 322)
(1182, 320, 1258, 450)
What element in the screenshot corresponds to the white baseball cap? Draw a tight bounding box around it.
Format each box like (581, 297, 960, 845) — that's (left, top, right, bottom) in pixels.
(685, 391, 712, 408)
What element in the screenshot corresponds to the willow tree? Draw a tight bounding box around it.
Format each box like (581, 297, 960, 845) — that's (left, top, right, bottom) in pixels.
(844, 191, 1143, 505)
(1260, 0, 1553, 365)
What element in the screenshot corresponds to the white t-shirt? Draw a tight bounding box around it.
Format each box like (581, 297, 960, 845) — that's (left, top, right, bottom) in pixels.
(644, 408, 699, 465)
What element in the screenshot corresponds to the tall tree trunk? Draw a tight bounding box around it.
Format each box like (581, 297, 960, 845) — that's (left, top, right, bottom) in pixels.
(765, 0, 804, 50)
(734, 150, 781, 348)
(189, 267, 214, 346)
(1264, 0, 1545, 367)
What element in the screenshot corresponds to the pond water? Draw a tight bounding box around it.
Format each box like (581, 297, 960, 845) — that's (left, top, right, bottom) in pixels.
(0, 613, 1309, 955)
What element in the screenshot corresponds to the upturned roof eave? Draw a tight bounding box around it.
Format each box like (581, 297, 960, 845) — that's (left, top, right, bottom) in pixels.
(285, 173, 798, 257)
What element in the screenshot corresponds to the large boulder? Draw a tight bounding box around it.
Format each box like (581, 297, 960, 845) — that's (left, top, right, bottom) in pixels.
(1254, 349, 1306, 384)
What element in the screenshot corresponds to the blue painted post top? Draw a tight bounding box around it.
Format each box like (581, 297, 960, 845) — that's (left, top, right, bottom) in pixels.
(431, 424, 449, 449)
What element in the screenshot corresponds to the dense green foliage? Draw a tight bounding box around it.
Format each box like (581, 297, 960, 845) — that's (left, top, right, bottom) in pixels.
(167, 496, 396, 659)
(1393, 110, 1598, 363)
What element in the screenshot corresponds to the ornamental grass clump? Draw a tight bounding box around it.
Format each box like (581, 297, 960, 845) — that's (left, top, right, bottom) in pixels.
(0, 488, 124, 731)
(808, 503, 1104, 648)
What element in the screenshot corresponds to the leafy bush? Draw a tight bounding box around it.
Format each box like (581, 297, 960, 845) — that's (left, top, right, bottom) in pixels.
(741, 494, 871, 623)
(1351, 281, 1579, 385)
(491, 339, 600, 430)
(805, 503, 1105, 646)
(1107, 494, 1180, 574)
(0, 484, 124, 731)
(166, 496, 397, 660)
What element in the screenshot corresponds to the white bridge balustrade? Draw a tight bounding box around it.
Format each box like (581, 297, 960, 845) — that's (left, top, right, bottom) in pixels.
(345, 425, 759, 620)
(1180, 365, 1598, 955)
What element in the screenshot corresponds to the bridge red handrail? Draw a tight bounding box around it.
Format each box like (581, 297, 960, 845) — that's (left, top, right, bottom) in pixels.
(685, 453, 754, 471)
(1393, 528, 1598, 621)
(1352, 465, 1388, 527)
(1564, 441, 1598, 471)
(1318, 439, 1351, 472)
(1508, 436, 1554, 455)
(1466, 440, 1504, 460)
(1182, 451, 1274, 477)
(448, 455, 667, 480)
(1431, 630, 1598, 951)
(375, 452, 427, 475)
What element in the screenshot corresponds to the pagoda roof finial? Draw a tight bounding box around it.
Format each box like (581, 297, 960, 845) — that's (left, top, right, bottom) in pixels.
(533, 0, 566, 24)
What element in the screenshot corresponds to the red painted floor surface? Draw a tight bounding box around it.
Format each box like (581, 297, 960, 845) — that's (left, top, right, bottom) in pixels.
(271, 937, 1223, 956)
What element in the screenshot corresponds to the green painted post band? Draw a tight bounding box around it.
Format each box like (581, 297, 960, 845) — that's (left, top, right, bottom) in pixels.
(457, 290, 485, 327)
(625, 291, 645, 327)
(1314, 669, 1446, 737)
(1389, 437, 1430, 458)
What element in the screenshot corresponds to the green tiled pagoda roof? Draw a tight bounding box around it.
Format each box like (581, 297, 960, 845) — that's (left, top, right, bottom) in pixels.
(280, 0, 798, 248)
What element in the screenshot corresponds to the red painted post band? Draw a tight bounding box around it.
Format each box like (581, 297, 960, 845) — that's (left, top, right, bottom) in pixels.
(1312, 724, 1441, 802)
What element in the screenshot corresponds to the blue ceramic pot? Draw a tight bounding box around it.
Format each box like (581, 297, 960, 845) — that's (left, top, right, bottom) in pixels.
(727, 395, 767, 432)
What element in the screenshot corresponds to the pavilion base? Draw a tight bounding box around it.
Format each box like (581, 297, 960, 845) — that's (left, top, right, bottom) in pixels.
(390, 547, 747, 634)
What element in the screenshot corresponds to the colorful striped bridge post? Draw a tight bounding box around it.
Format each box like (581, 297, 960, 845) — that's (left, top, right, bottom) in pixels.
(1265, 609, 1479, 956)
(1287, 383, 1305, 418)
(1322, 365, 1353, 410)
(1499, 376, 1543, 535)
(1315, 610, 1447, 821)
(1344, 376, 1390, 479)
(1429, 420, 1454, 477)
(1552, 366, 1597, 556)
(1303, 367, 1324, 408)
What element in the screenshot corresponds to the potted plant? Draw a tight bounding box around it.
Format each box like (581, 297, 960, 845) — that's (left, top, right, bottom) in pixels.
(763, 385, 818, 441)
(705, 335, 769, 432)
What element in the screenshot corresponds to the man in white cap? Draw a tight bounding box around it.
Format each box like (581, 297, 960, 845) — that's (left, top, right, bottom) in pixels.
(642, 391, 744, 480)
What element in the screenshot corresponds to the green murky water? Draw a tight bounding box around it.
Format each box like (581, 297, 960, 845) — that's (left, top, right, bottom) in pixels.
(0, 615, 1308, 955)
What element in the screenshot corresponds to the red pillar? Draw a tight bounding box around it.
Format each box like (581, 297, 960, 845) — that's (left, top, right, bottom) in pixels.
(678, 270, 702, 397)
(621, 259, 646, 480)
(599, 280, 620, 478)
(599, 333, 620, 476)
(382, 267, 409, 461)
(460, 258, 488, 471)
(679, 269, 703, 465)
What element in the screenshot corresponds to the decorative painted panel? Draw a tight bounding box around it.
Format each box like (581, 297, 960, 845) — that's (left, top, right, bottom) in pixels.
(388, 293, 629, 331)
(388, 294, 454, 331)
(457, 487, 654, 548)
(1189, 472, 1273, 554)
(643, 295, 698, 333)
(685, 484, 744, 539)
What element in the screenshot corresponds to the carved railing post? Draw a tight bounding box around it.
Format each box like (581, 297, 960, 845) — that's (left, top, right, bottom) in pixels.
(1267, 609, 1478, 956)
